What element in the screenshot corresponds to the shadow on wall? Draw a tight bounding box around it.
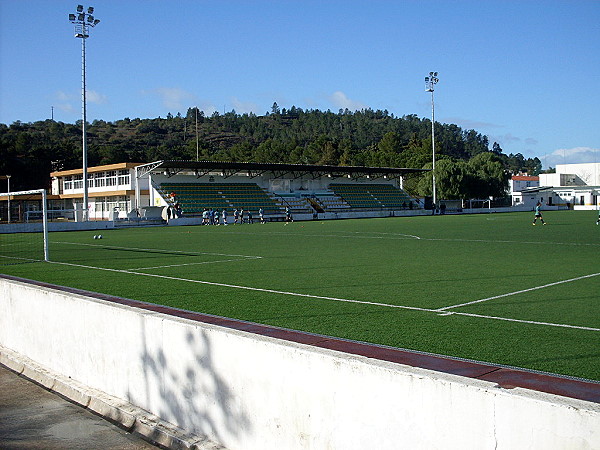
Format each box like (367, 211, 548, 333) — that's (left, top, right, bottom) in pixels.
(131, 319, 251, 446)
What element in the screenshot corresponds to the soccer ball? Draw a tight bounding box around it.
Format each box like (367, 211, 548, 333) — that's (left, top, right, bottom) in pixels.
(98, 234, 103, 239)
(93, 235, 98, 239)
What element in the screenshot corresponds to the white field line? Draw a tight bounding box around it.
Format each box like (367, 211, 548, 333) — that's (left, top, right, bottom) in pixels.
(52, 240, 263, 259)
(443, 311, 600, 332)
(215, 231, 600, 247)
(438, 272, 600, 311)
(222, 231, 422, 240)
(423, 237, 600, 247)
(132, 257, 261, 270)
(0, 255, 39, 263)
(46, 260, 600, 332)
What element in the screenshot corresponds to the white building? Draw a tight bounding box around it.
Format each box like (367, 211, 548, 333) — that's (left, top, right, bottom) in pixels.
(50, 163, 149, 220)
(516, 163, 600, 210)
(509, 175, 539, 206)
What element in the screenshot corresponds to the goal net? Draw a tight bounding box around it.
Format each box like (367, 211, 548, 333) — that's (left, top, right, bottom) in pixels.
(0, 189, 49, 263)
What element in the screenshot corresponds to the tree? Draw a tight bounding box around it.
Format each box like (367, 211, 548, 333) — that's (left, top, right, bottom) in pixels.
(468, 152, 509, 198)
(1, 104, 525, 190)
(417, 157, 467, 199)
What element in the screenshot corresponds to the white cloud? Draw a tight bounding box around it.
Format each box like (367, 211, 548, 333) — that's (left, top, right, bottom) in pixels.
(54, 91, 75, 114)
(53, 89, 106, 113)
(543, 147, 600, 168)
(443, 117, 502, 129)
(230, 97, 259, 114)
(143, 87, 197, 110)
(86, 90, 107, 104)
(500, 133, 521, 143)
(197, 102, 218, 116)
(525, 138, 538, 146)
(55, 91, 71, 102)
(56, 103, 75, 114)
(328, 91, 367, 111)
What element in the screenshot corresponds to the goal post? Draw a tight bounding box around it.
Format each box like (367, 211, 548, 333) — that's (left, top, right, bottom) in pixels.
(0, 189, 49, 262)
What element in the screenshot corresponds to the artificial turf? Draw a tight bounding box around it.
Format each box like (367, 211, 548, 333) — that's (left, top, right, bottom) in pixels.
(1, 210, 599, 381)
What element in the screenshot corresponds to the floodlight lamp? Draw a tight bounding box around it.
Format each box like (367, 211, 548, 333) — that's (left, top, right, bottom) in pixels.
(425, 76, 429, 82)
(77, 5, 84, 12)
(87, 6, 94, 14)
(69, 13, 76, 21)
(87, 15, 94, 22)
(93, 19, 100, 25)
(78, 13, 85, 21)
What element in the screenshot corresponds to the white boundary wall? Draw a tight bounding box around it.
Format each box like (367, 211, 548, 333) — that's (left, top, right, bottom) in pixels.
(1, 277, 598, 450)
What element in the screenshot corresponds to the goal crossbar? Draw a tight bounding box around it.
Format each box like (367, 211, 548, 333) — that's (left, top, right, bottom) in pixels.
(0, 189, 49, 261)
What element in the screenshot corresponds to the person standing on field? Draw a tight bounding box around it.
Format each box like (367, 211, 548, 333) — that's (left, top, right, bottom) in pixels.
(532, 202, 546, 225)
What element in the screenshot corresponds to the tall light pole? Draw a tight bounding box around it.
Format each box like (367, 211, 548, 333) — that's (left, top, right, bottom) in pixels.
(195, 107, 199, 161)
(69, 5, 100, 221)
(425, 71, 439, 209)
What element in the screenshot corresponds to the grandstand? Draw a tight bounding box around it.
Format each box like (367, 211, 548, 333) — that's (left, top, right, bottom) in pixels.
(329, 183, 415, 210)
(158, 182, 282, 216)
(45, 160, 427, 223)
(143, 160, 425, 221)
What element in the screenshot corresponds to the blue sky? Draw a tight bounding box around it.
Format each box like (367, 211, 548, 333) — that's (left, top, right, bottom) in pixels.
(1, 0, 599, 168)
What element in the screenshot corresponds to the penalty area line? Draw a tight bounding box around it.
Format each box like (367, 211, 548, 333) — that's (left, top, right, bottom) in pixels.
(438, 272, 600, 311)
(131, 256, 262, 270)
(46, 260, 600, 332)
(47, 260, 434, 314)
(52, 241, 262, 259)
(450, 311, 600, 332)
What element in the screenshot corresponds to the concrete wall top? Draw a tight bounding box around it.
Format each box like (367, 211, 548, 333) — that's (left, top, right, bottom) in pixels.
(1, 273, 598, 405)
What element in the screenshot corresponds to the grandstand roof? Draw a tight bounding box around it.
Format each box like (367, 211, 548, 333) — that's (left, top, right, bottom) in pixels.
(137, 160, 428, 180)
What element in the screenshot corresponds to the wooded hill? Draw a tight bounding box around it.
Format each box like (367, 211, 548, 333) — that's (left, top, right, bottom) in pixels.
(0, 105, 541, 199)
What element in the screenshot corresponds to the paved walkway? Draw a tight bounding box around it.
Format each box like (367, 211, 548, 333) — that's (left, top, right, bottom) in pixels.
(0, 364, 157, 449)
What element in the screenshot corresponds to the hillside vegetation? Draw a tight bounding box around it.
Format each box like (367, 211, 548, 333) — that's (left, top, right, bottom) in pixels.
(0, 105, 541, 198)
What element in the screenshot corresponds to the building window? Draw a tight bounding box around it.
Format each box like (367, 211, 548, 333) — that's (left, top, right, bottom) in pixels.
(118, 170, 130, 186)
(106, 170, 117, 187)
(94, 172, 105, 187)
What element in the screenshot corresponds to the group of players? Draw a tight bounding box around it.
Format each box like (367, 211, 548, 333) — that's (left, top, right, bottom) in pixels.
(198, 206, 295, 226)
(201, 207, 267, 226)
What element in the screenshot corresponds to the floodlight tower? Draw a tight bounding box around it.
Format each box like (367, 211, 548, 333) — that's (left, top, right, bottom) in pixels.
(425, 71, 439, 209)
(69, 5, 100, 221)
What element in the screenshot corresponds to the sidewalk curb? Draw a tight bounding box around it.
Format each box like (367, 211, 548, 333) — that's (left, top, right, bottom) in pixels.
(0, 347, 225, 450)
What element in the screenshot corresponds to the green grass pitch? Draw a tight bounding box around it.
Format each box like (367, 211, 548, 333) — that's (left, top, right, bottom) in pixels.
(2, 210, 599, 381)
